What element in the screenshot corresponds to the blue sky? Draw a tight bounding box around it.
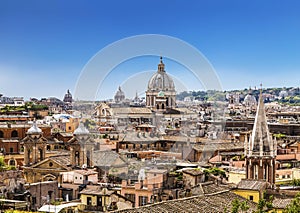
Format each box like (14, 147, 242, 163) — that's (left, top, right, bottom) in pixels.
(1, 0, 300, 100)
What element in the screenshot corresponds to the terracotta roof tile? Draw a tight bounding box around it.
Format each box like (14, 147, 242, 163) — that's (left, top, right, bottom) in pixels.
(113, 190, 257, 213)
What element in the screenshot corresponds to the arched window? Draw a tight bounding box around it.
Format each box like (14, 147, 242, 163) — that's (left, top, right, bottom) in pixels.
(0, 131, 4, 138)
(11, 130, 18, 138)
(162, 104, 164, 110)
(86, 150, 91, 167)
(75, 151, 80, 166)
(9, 159, 16, 166)
(39, 149, 43, 161)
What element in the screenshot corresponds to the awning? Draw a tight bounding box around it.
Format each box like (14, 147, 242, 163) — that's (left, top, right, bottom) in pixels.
(38, 202, 81, 213)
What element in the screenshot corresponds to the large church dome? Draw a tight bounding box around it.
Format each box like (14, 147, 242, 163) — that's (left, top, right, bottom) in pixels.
(114, 86, 125, 103)
(147, 57, 175, 92)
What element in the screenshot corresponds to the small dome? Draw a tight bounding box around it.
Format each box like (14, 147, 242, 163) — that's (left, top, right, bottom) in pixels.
(27, 121, 42, 134)
(244, 94, 257, 106)
(147, 57, 175, 92)
(74, 123, 89, 135)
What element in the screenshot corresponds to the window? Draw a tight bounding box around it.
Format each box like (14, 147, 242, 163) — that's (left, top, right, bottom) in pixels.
(87, 197, 92, 205)
(282, 175, 286, 179)
(139, 196, 148, 206)
(32, 197, 37, 206)
(11, 130, 18, 138)
(49, 162, 53, 167)
(249, 195, 253, 201)
(48, 191, 53, 201)
(0, 131, 3, 138)
(9, 159, 15, 166)
(287, 174, 291, 179)
(9, 147, 13, 153)
(97, 196, 102, 206)
(125, 193, 135, 205)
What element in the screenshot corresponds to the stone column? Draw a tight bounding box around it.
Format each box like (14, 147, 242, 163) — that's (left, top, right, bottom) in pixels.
(70, 147, 74, 166)
(24, 146, 29, 165)
(32, 146, 37, 164)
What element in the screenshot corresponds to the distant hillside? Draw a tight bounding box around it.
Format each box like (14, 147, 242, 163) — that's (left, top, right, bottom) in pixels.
(176, 87, 300, 105)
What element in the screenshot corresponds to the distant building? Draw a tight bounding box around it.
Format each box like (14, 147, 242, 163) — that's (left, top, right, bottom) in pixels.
(121, 169, 167, 207)
(61, 169, 98, 185)
(243, 88, 257, 107)
(80, 187, 133, 212)
(0, 96, 24, 106)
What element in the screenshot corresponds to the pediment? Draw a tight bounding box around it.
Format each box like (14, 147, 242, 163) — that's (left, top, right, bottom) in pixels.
(29, 157, 70, 171)
(22, 135, 47, 143)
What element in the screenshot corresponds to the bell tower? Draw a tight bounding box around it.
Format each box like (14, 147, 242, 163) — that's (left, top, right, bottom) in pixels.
(23, 121, 47, 166)
(68, 123, 95, 168)
(245, 89, 277, 185)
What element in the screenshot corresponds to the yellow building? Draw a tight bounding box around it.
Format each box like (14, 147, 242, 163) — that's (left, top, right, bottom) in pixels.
(65, 117, 79, 133)
(80, 187, 133, 212)
(232, 179, 269, 203)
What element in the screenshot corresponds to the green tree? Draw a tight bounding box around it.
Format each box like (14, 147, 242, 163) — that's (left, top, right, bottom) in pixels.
(0, 156, 6, 168)
(231, 198, 241, 213)
(240, 200, 250, 212)
(256, 198, 266, 213)
(284, 193, 300, 213)
(255, 196, 273, 213)
(291, 179, 300, 187)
